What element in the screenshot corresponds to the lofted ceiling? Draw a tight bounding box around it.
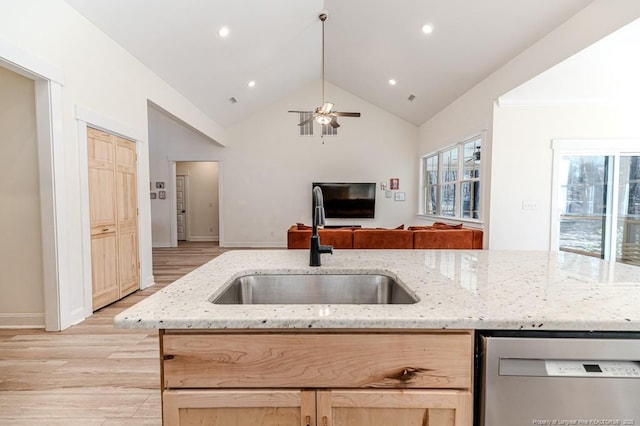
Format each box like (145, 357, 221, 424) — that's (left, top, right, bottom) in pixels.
(64, 0, 594, 127)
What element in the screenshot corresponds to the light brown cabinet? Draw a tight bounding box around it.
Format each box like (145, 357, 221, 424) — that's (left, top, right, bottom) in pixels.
(87, 127, 139, 310)
(160, 331, 474, 426)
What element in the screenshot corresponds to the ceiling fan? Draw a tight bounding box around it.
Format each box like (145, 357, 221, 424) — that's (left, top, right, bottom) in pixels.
(288, 12, 361, 129)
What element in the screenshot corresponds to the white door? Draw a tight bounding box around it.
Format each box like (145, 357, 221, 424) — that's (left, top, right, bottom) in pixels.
(176, 175, 187, 241)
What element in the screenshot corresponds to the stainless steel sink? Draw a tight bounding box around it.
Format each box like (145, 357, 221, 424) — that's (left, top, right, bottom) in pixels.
(211, 273, 418, 305)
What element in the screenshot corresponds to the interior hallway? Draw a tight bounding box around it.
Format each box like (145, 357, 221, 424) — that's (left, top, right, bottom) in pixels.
(0, 241, 228, 425)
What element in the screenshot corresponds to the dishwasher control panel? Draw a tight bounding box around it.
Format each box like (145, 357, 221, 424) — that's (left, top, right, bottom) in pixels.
(545, 360, 640, 377)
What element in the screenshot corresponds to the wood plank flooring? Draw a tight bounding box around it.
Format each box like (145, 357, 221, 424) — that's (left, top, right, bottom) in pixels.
(0, 241, 229, 425)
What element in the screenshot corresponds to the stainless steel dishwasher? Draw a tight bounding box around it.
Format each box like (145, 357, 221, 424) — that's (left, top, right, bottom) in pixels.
(480, 335, 640, 426)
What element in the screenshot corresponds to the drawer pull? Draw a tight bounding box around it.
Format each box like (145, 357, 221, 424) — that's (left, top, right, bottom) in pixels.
(305, 415, 311, 426)
(322, 416, 328, 426)
(102, 228, 109, 232)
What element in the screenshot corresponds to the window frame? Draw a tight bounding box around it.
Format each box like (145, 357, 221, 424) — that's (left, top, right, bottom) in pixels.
(551, 139, 640, 265)
(419, 134, 483, 222)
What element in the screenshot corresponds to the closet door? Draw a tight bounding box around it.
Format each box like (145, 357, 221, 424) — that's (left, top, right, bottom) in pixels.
(87, 128, 139, 310)
(115, 137, 139, 297)
(88, 128, 119, 310)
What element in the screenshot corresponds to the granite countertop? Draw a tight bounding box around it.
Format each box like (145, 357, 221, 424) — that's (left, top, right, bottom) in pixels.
(114, 249, 640, 331)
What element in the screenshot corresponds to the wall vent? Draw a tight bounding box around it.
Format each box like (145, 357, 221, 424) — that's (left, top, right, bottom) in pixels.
(322, 123, 337, 136)
(299, 112, 313, 136)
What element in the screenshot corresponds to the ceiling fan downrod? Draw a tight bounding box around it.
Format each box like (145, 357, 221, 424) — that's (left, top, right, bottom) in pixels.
(319, 12, 328, 112)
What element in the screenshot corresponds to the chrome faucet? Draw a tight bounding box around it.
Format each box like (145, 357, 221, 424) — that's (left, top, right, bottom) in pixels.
(310, 186, 333, 266)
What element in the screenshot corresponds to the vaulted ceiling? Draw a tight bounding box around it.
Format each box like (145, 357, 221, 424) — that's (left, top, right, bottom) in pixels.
(64, 0, 594, 127)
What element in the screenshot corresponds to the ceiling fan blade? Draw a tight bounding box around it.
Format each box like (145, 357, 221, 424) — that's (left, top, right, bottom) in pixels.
(332, 112, 361, 117)
(329, 118, 340, 129)
(288, 110, 313, 113)
(298, 116, 315, 126)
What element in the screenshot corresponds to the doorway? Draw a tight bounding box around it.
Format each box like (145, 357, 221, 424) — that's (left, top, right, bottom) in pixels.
(0, 66, 44, 327)
(553, 146, 640, 266)
(174, 161, 219, 243)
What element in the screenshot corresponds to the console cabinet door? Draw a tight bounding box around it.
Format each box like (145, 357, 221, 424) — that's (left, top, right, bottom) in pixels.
(316, 390, 472, 426)
(163, 389, 316, 426)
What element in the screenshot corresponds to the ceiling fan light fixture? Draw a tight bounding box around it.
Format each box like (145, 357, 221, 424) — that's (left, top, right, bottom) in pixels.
(316, 115, 331, 125)
(287, 10, 361, 130)
(319, 102, 334, 114)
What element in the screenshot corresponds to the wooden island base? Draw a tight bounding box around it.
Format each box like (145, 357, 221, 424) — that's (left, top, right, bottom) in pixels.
(160, 329, 474, 426)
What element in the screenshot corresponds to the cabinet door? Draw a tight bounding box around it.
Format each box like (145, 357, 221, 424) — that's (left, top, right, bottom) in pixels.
(163, 389, 316, 426)
(317, 390, 472, 426)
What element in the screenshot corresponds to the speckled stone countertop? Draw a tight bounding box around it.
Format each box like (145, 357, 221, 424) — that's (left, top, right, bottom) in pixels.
(114, 250, 640, 331)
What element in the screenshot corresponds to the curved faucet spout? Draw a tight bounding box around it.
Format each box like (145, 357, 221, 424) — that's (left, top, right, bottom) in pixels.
(310, 186, 333, 266)
(312, 186, 325, 233)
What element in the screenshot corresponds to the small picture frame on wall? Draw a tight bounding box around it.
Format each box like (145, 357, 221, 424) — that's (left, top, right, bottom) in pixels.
(156, 182, 165, 189)
(150, 192, 157, 199)
(390, 178, 399, 190)
(158, 190, 166, 199)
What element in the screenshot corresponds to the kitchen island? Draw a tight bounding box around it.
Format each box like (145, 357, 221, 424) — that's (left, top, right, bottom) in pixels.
(114, 250, 640, 426)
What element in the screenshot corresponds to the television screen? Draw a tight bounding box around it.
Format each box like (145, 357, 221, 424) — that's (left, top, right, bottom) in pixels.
(312, 182, 376, 219)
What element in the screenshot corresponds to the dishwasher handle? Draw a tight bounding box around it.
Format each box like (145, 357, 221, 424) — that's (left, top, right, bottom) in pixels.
(500, 358, 640, 378)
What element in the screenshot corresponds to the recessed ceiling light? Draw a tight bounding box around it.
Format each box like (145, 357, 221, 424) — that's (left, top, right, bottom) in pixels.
(218, 26, 230, 38)
(421, 24, 434, 34)
(247, 80, 256, 88)
(388, 79, 397, 86)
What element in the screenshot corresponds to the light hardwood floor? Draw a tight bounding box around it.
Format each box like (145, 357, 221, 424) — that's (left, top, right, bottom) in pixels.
(0, 241, 229, 425)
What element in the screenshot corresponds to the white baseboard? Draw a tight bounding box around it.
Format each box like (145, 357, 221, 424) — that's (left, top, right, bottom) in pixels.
(66, 307, 87, 329)
(0, 312, 45, 329)
(222, 241, 287, 248)
(188, 236, 219, 242)
(141, 274, 155, 290)
(153, 242, 172, 248)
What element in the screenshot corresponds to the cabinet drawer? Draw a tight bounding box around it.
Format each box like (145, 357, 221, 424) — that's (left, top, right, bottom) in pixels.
(162, 332, 473, 389)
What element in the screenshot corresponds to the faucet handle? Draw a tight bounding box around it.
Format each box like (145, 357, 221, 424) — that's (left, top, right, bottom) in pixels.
(320, 245, 333, 255)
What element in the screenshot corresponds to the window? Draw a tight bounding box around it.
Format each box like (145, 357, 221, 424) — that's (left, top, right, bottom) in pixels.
(421, 135, 481, 220)
(552, 140, 640, 267)
(298, 113, 338, 137)
(556, 152, 640, 266)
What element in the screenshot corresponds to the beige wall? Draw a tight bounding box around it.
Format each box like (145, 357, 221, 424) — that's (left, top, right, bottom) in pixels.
(224, 81, 418, 246)
(176, 162, 219, 241)
(148, 105, 224, 247)
(0, 66, 44, 327)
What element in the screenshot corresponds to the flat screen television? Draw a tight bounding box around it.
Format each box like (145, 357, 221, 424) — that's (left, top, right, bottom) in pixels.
(312, 182, 376, 219)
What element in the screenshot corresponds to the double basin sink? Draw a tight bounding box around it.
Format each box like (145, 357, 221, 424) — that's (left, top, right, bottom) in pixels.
(212, 273, 418, 305)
